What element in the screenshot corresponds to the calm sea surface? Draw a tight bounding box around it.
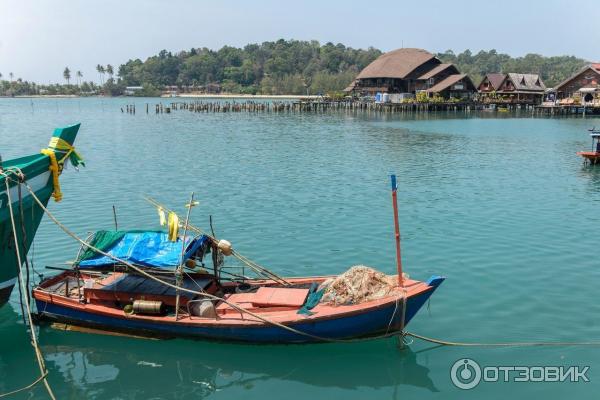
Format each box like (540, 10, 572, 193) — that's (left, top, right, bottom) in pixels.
(1, 97, 600, 399)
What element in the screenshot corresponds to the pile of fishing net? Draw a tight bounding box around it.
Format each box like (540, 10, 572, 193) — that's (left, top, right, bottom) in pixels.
(320, 265, 402, 305)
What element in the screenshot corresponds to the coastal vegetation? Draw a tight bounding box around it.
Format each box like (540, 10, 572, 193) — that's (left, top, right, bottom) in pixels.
(0, 41, 590, 97)
(117, 40, 381, 95)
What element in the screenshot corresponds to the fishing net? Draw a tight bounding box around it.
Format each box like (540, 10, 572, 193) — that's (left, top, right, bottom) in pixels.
(320, 265, 402, 305)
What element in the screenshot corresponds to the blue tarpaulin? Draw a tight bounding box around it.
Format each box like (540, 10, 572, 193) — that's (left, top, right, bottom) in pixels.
(77, 231, 209, 269)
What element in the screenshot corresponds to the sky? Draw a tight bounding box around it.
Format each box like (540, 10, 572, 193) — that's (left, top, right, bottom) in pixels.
(1, 0, 599, 84)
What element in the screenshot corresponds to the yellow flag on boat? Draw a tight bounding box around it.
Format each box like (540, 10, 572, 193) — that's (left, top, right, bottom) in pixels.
(167, 212, 179, 242)
(157, 207, 167, 226)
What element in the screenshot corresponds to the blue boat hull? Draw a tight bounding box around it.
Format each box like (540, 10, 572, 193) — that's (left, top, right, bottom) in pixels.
(35, 276, 444, 343)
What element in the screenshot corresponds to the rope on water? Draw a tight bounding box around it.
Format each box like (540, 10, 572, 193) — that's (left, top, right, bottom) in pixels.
(0, 372, 48, 398)
(405, 331, 600, 347)
(2, 171, 56, 399)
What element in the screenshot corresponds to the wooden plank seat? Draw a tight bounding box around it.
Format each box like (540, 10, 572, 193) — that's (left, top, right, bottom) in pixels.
(216, 287, 310, 314)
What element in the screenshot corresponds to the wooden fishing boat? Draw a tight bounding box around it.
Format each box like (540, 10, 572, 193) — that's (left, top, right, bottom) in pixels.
(33, 177, 445, 344)
(33, 268, 444, 343)
(0, 124, 82, 307)
(577, 128, 600, 165)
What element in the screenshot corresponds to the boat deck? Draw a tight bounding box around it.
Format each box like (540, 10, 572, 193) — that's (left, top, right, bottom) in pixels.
(34, 271, 434, 327)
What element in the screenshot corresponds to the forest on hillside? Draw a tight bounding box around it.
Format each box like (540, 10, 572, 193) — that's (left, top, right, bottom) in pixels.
(117, 40, 382, 95)
(0, 40, 591, 96)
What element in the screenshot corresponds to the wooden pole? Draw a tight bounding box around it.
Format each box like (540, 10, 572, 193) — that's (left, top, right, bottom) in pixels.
(112, 205, 118, 230)
(175, 192, 195, 320)
(391, 175, 403, 287)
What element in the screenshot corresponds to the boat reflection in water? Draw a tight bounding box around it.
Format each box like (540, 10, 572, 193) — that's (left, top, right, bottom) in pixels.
(41, 328, 439, 398)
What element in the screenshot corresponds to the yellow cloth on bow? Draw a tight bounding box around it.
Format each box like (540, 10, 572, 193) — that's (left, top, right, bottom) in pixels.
(40, 137, 84, 202)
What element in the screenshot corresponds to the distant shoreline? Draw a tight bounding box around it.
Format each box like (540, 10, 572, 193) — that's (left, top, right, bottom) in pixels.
(2, 94, 80, 98)
(177, 93, 320, 99)
(1, 94, 321, 99)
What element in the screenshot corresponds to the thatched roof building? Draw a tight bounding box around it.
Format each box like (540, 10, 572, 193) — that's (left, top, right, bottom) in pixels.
(478, 73, 546, 104)
(356, 48, 436, 80)
(503, 73, 546, 93)
(478, 73, 507, 92)
(347, 48, 474, 100)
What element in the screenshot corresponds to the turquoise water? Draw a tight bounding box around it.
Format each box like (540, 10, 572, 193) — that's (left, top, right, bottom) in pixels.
(1, 98, 600, 399)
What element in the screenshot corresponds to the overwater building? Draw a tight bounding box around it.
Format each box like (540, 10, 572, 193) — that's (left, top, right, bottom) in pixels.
(345, 48, 475, 101)
(478, 73, 546, 104)
(552, 63, 600, 103)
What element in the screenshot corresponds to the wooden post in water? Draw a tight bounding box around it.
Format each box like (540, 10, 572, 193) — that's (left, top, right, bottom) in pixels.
(391, 175, 403, 287)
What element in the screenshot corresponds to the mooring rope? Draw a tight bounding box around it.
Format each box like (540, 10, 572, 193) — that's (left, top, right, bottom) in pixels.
(2, 171, 56, 399)
(0, 372, 48, 398)
(404, 332, 600, 347)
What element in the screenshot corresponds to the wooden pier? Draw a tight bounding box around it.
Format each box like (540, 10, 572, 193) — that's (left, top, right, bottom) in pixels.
(120, 99, 598, 116)
(122, 100, 488, 115)
(534, 104, 600, 116)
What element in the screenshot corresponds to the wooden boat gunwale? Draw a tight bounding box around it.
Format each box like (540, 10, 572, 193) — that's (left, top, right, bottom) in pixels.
(33, 270, 444, 342)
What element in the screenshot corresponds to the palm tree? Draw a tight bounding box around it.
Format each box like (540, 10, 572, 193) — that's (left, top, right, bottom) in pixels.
(106, 64, 114, 80)
(96, 64, 105, 84)
(9, 72, 14, 82)
(76, 70, 83, 86)
(63, 67, 71, 85)
(0, 72, 2, 81)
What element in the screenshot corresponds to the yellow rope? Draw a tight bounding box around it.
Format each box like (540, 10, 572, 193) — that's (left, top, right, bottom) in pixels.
(39, 150, 62, 202)
(40, 137, 84, 203)
(47, 137, 84, 167)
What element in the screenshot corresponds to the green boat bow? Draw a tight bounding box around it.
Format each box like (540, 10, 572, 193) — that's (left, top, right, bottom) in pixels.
(0, 123, 82, 308)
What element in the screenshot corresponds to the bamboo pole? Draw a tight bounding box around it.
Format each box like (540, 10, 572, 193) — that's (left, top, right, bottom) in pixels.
(390, 175, 403, 287)
(175, 192, 195, 320)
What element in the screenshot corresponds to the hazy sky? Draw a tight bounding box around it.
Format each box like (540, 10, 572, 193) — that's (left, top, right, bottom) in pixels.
(1, 0, 599, 83)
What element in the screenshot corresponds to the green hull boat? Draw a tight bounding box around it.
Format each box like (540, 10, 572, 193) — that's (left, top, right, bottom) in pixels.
(0, 123, 81, 308)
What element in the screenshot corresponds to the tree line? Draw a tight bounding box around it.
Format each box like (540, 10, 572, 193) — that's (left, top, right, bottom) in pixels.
(0, 41, 591, 97)
(117, 39, 381, 95)
(0, 65, 117, 96)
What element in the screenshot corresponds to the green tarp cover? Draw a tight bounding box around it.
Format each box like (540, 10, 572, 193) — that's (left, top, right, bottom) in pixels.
(78, 230, 128, 261)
